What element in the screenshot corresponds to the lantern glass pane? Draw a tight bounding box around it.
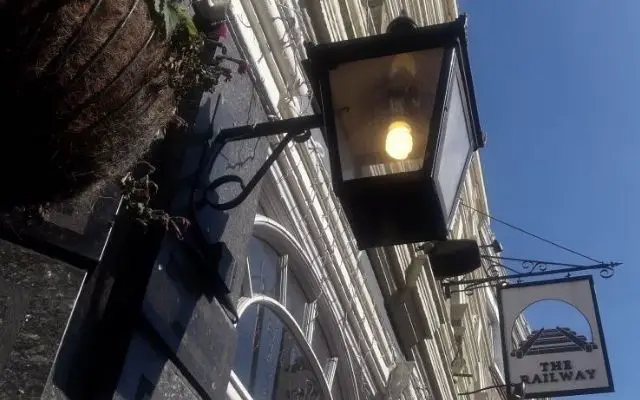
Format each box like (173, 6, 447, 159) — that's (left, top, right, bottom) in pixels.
(329, 48, 444, 180)
(435, 67, 472, 222)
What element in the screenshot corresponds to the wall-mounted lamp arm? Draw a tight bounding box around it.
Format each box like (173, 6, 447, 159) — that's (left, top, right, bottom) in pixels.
(201, 114, 324, 211)
(178, 114, 323, 322)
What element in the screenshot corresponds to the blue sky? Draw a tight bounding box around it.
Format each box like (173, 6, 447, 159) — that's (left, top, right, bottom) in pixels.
(459, 0, 639, 399)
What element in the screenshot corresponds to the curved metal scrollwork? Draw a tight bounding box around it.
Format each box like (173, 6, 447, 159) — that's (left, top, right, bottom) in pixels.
(521, 260, 549, 274)
(200, 129, 311, 210)
(443, 255, 621, 297)
(177, 114, 324, 322)
(600, 265, 616, 279)
(197, 114, 323, 211)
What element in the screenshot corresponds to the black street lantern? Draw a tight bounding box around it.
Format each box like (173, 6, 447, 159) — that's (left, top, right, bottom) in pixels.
(204, 14, 484, 250)
(304, 15, 484, 248)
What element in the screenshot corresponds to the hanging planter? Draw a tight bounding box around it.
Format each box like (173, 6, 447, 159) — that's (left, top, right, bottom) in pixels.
(0, 0, 229, 213)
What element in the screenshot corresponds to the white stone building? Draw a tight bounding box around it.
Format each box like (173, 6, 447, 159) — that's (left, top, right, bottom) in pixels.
(194, 1, 532, 399)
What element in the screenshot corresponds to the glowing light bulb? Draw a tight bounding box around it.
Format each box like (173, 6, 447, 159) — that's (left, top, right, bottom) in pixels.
(385, 120, 413, 160)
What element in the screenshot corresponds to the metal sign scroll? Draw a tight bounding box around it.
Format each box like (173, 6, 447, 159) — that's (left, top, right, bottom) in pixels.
(498, 276, 614, 398)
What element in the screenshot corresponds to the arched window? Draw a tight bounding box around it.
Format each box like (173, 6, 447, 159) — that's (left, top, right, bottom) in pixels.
(227, 218, 351, 400)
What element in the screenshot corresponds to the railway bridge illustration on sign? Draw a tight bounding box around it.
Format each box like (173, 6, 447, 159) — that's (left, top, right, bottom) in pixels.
(512, 327, 598, 359)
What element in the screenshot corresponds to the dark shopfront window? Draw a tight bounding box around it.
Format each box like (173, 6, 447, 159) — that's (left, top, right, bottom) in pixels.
(233, 236, 345, 400)
(234, 305, 322, 399)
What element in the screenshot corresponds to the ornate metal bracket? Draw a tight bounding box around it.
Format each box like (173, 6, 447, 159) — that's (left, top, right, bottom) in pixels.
(180, 113, 324, 323)
(199, 114, 324, 211)
(442, 255, 621, 298)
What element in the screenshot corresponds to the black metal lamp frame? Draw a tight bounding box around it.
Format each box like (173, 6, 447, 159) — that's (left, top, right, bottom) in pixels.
(442, 255, 621, 297)
(303, 15, 484, 249)
(201, 14, 483, 228)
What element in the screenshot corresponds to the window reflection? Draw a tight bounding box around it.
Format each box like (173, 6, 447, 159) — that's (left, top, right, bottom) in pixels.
(235, 305, 323, 399)
(236, 236, 347, 399)
(248, 237, 280, 298)
(331, 381, 345, 400)
(312, 321, 331, 376)
(286, 269, 307, 326)
(275, 330, 323, 400)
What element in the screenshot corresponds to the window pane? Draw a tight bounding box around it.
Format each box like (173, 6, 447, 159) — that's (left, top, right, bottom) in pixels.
(331, 379, 345, 400)
(329, 48, 444, 180)
(312, 320, 332, 376)
(286, 269, 308, 326)
(241, 259, 252, 297)
(435, 68, 472, 222)
(274, 331, 323, 400)
(248, 237, 280, 298)
(233, 304, 263, 393)
(234, 305, 324, 400)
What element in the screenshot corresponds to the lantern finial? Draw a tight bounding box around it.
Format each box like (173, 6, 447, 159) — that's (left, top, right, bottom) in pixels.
(386, 13, 417, 34)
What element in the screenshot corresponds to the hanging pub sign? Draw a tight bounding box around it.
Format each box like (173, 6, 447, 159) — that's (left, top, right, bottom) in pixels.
(498, 276, 614, 398)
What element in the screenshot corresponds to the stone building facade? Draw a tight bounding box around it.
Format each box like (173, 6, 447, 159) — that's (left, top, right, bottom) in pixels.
(0, 1, 533, 399)
(194, 1, 532, 399)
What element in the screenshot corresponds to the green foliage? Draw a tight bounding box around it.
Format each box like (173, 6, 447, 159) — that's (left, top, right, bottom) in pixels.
(147, 0, 197, 40)
(169, 3, 197, 38)
(165, 30, 233, 100)
(147, 1, 240, 100)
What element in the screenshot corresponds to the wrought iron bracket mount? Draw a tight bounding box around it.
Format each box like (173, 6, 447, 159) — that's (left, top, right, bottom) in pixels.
(180, 114, 323, 322)
(458, 381, 526, 398)
(200, 114, 324, 211)
(442, 255, 621, 298)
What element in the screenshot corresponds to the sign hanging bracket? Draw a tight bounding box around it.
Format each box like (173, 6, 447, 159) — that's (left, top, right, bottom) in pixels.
(441, 255, 621, 297)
